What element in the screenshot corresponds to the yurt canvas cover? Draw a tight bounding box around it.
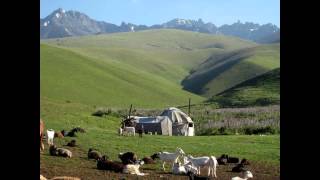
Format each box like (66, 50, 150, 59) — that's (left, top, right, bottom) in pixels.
(134, 116, 172, 135)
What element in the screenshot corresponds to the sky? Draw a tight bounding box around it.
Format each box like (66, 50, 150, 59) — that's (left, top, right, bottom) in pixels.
(40, 0, 280, 27)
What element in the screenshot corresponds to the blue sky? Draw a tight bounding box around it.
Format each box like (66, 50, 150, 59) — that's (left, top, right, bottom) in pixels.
(40, 0, 280, 27)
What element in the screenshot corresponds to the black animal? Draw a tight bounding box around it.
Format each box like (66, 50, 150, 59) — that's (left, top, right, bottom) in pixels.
(118, 152, 137, 165)
(232, 163, 247, 172)
(240, 158, 250, 165)
(227, 156, 240, 163)
(217, 154, 228, 165)
(187, 172, 213, 180)
(88, 148, 102, 160)
(97, 158, 124, 173)
(71, 127, 86, 133)
(67, 140, 76, 147)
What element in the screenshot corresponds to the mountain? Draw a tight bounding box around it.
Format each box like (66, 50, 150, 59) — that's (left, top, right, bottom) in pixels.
(40, 8, 279, 43)
(181, 43, 280, 97)
(208, 68, 280, 107)
(41, 29, 257, 108)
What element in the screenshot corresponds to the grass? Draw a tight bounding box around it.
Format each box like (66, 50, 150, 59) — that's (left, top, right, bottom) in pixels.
(182, 43, 280, 97)
(209, 68, 280, 107)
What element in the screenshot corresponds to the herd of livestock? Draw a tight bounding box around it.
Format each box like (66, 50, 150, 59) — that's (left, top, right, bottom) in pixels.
(40, 119, 253, 180)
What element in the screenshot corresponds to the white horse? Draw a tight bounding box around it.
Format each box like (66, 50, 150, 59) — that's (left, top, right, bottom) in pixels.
(184, 155, 218, 178)
(157, 147, 185, 171)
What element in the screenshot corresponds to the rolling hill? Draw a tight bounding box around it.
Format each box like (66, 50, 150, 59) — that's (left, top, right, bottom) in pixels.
(208, 68, 280, 107)
(182, 43, 280, 97)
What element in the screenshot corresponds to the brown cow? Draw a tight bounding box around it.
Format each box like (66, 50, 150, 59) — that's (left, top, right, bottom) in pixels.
(40, 119, 45, 151)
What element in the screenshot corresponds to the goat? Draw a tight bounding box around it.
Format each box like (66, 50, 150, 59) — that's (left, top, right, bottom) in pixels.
(119, 152, 137, 165)
(118, 127, 123, 136)
(187, 171, 213, 180)
(154, 147, 185, 171)
(184, 155, 218, 178)
(71, 127, 86, 133)
(47, 129, 55, 145)
(49, 145, 72, 158)
(66, 140, 76, 147)
(88, 148, 102, 160)
(232, 170, 253, 180)
(172, 162, 187, 175)
(123, 160, 147, 176)
(227, 156, 240, 164)
(40, 119, 45, 151)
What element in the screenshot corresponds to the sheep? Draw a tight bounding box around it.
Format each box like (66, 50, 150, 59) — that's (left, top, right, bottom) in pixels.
(227, 156, 240, 164)
(187, 171, 213, 180)
(54, 131, 64, 138)
(232, 163, 247, 172)
(40, 120, 45, 151)
(231, 170, 253, 180)
(119, 152, 138, 165)
(118, 127, 123, 136)
(217, 154, 228, 165)
(240, 158, 250, 165)
(66, 140, 76, 147)
(88, 148, 102, 160)
(49, 145, 72, 158)
(142, 157, 156, 164)
(71, 127, 86, 133)
(97, 158, 124, 173)
(154, 147, 185, 171)
(184, 155, 218, 178)
(123, 160, 147, 176)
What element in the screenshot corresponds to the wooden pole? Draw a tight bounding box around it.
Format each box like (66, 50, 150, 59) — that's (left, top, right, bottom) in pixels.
(188, 98, 191, 116)
(128, 104, 133, 118)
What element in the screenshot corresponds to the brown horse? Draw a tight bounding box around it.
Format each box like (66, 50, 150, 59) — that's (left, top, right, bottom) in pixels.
(40, 119, 45, 151)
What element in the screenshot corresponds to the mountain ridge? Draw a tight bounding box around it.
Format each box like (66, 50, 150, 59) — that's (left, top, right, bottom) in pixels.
(41, 8, 280, 43)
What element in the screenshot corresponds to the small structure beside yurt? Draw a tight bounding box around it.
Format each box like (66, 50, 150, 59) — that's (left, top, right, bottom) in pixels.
(132, 107, 194, 136)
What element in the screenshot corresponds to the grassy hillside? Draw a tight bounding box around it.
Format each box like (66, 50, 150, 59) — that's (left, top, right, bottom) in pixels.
(182, 43, 280, 97)
(208, 68, 280, 107)
(40, 44, 204, 108)
(42, 29, 256, 83)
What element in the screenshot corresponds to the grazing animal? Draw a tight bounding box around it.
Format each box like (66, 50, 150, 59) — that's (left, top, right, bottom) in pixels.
(142, 156, 156, 164)
(40, 119, 45, 151)
(184, 155, 218, 178)
(172, 162, 187, 175)
(227, 156, 240, 164)
(122, 127, 136, 136)
(240, 158, 250, 165)
(118, 127, 123, 136)
(97, 158, 124, 173)
(155, 147, 185, 171)
(49, 145, 72, 158)
(61, 130, 68, 137)
(187, 171, 213, 180)
(88, 148, 102, 160)
(119, 152, 138, 165)
(47, 129, 55, 145)
(50, 177, 81, 180)
(123, 160, 147, 176)
(232, 163, 247, 172)
(217, 154, 228, 165)
(67, 140, 76, 147)
(71, 127, 86, 133)
(54, 131, 64, 138)
(232, 170, 253, 180)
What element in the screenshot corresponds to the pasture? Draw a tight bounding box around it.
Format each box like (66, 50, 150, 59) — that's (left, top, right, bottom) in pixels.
(40, 98, 280, 179)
